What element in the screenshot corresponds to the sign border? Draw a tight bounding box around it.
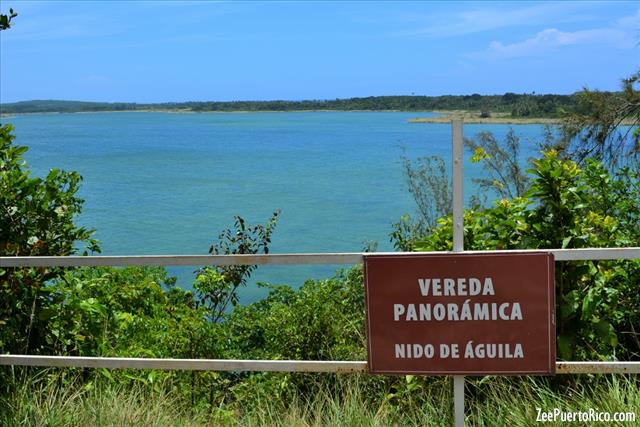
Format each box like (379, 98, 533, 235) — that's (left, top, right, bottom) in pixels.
(363, 252, 556, 376)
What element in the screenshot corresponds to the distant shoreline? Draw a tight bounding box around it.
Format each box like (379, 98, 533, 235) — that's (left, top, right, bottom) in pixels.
(1, 109, 440, 118)
(0, 109, 575, 125)
(0, 94, 578, 117)
(408, 110, 561, 125)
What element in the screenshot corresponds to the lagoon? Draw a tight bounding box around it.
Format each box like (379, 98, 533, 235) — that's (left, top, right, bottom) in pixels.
(6, 111, 549, 303)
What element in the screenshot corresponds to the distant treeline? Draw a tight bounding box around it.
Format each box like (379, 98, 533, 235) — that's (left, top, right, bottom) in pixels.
(1, 93, 578, 117)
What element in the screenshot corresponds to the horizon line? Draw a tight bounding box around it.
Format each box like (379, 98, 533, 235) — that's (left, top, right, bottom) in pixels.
(0, 92, 588, 105)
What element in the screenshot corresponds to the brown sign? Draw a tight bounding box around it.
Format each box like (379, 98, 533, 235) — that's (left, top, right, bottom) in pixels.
(364, 253, 555, 375)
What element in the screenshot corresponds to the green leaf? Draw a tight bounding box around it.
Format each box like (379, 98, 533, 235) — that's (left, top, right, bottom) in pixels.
(557, 335, 573, 360)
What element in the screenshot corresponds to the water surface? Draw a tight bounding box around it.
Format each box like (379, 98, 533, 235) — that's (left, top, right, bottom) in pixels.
(7, 111, 549, 302)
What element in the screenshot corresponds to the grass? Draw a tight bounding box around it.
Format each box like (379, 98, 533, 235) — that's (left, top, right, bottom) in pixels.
(1, 371, 202, 427)
(468, 376, 640, 426)
(1, 371, 638, 426)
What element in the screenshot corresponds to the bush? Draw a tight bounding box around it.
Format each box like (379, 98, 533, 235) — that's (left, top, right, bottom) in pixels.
(414, 151, 640, 360)
(220, 267, 366, 362)
(1, 124, 99, 354)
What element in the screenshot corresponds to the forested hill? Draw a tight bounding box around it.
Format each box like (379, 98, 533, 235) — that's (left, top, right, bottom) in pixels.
(1, 93, 576, 117)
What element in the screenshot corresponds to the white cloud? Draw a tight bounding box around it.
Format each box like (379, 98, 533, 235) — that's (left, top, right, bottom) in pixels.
(617, 8, 640, 29)
(470, 8, 639, 60)
(482, 27, 632, 59)
(395, 2, 598, 38)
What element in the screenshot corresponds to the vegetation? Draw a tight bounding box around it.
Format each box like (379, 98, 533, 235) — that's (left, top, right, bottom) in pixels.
(0, 7, 17, 30)
(393, 71, 639, 362)
(465, 129, 530, 201)
(557, 70, 640, 167)
(389, 154, 452, 251)
(1, 93, 577, 117)
(411, 152, 640, 361)
(196, 210, 280, 323)
(2, 371, 637, 426)
(2, 117, 638, 420)
(0, 123, 100, 355)
(1, 11, 638, 421)
(408, 110, 563, 124)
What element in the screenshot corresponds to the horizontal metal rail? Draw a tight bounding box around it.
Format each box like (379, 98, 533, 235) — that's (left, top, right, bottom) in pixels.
(1, 247, 638, 376)
(0, 356, 638, 374)
(555, 362, 640, 375)
(0, 253, 363, 267)
(0, 356, 366, 373)
(1, 247, 639, 267)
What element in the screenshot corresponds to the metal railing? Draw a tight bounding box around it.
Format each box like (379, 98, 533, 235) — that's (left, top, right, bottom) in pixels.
(1, 247, 639, 375)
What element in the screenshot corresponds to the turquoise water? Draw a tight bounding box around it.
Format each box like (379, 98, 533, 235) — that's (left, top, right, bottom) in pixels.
(6, 112, 549, 302)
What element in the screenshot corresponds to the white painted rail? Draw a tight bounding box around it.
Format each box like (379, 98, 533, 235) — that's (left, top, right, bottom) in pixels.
(2, 247, 639, 267)
(0, 356, 368, 372)
(1, 356, 639, 374)
(2, 247, 639, 376)
(1, 248, 638, 376)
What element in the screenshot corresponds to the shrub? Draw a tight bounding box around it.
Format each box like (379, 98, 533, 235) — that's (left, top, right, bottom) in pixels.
(0, 124, 99, 354)
(415, 151, 640, 360)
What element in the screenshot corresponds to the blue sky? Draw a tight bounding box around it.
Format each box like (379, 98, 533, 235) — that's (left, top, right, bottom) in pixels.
(0, 1, 638, 103)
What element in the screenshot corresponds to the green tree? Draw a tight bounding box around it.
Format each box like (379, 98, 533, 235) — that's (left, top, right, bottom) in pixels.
(560, 69, 640, 167)
(390, 154, 451, 251)
(0, 124, 99, 354)
(391, 129, 529, 250)
(194, 210, 280, 323)
(465, 128, 530, 201)
(0, 7, 17, 30)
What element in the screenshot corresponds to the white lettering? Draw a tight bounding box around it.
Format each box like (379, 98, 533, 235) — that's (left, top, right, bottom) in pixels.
(418, 279, 430, 296)
(486, 344, 496, 358)
(440, 344, 450, 358)
(457, 278, 467, 295)
(425, 344, 435, 358)
(463, 342, 524, 359)
(393, 304, 405, 321)
(514, 343, 524, 358)
(406, 304, 417, 321)
(483, 278, 495, 295)
(394, 344, 436, 359)
(451, 343, 460, 358)
(412, 344, 423, 358)
(460, 299, 472, 321)
(447, 303, 459, 321)
(499, 303, 510, 320)
(474, 303, 489, 320)
(469, 278, 481, 295)
(432, 279, 442, 296)
(511, 303, 523, 320)
(419, 303, 431, 320)
(443, 278, 455, 296)
(464, 341, 474, 358)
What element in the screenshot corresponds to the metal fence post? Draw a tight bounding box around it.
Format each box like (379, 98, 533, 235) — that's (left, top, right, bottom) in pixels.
(451, 119, 465, 427)
(452, 119, 464, 254)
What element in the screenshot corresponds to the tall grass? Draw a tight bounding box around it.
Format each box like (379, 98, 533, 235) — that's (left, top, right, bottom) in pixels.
(468, 376, 640, 426)
(1, 370, 638, 426)
(1, 369, 204, 427)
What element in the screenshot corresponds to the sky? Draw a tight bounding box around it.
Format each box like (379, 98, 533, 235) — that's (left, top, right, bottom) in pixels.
(0, 1, 638, 103)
